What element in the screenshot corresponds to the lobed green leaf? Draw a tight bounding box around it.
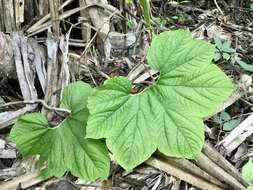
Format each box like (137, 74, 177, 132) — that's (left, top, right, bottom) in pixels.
(86, 30, 234, 170)
(10, 82, 110, 180)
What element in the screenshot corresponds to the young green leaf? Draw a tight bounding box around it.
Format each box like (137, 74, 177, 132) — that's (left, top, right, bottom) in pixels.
(250, 3, 253, 12)
(242, 158, 253, 183)
(212, 111, 231, 124)
(223, 119, 240, 131)
(236, 60, 253, 72)
(221, 40, 235, 53)
(10, 82, 110, 180)
(220, 112, 231, 122)
(86, 30, 234, 170)
(222, 53, 231, 60)
(213, 52, 221, 62)
(214, 37, 222, 50)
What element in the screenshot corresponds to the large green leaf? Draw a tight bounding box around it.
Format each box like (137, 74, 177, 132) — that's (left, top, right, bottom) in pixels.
(86, 30, 234, 170)
(10, 82, 110, 180)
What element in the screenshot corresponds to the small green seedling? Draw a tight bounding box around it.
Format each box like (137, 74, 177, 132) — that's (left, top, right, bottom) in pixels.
(213, 37, 253, 72)
(213, 37, 236, 62)
(212, 111, 240, 131)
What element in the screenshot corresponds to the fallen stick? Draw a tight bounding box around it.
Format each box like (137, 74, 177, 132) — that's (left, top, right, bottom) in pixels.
(0, 106, 35, 128)
(218, 113, 253, 155)
(195, 153, 246, 190)
(203, 143, 248, 187)
(0, 171, 47, 190)
(26, 0, 75, 34)
(155, 154, 225, 188)
(146, 157, 223, 190)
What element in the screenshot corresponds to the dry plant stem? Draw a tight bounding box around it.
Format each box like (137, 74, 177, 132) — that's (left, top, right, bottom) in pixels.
(0, 2, 4, 31)
(146, 157, 223, 190)
(0, 100, 71, 114)
(0, 32, 39, 128)
(80, 10, 118, 58)
(221, 23, 253, 33)
(38, 0, 49, 15)
(79, 0, 91, 42)
(203, 143, 248, 187)
(14, 0, 24, 28)
(27, 4, 121, 37)
(0, 106, 34, 129)
(0, 167, 20, 179)
(11, 32, 38, 102)
(214, 0, 224, 15)
(195, 153, 246, 190)
(28, 5, 98, 36)
(0, 1, 16, 32)
(0, 32, 15, 78)
(86, 0, 110, 39)
(27, 0, 75, 33)
(49, 0, 60, 36)
(156, 154, 225, 188)
(0, 171, 47, 190)
(218, 114, 253, 155)
(59, 31, 71, 98)
(42, 34, 60, 120)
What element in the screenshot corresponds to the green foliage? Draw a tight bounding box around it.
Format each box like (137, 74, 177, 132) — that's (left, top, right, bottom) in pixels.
(127, 19, 135, 29)
(213, 37, 253, 72)
(86, 30, 234, 170)
(212, 111, 231, 124)
(125, 0, 133, 4)
(213, 37, 235, 62)
(10, 82, 110, 180)
(212, 111, 240, 131)
(234, 60, 253, 72)
(250, 3, 253, 12)
(223, 119, 240, 131)
(152, 17, 166, 27)
(139, 0, 151, 28)
(242, 158, 253, 183)
(10, 30, 234, 179)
